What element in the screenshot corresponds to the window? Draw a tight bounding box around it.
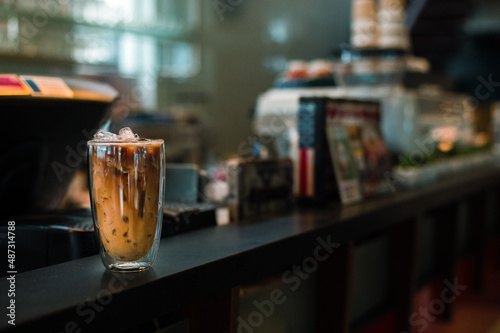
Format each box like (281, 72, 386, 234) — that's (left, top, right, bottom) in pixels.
(0, 0, 200, 78)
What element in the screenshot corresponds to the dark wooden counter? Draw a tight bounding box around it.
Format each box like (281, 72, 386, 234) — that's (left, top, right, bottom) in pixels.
(1, 165, 500, 333)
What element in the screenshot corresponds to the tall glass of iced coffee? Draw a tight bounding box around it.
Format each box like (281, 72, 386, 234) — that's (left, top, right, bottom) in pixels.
(88, 127, 165, 272)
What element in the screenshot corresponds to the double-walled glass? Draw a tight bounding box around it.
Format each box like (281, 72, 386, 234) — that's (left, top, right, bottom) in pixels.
(88, 140, 165, 272)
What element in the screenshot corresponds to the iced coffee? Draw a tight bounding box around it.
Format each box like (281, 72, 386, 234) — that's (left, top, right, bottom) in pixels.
(88, 127, 165, 271)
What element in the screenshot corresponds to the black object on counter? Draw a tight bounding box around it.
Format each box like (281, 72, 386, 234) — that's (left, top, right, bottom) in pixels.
(0, 76, 118, 219)
(162, 202, 217, 237)
(0, 209, 98, 276)
(162, 163, 217, 236)
(273, 77, 336, 89)
(0, 203, 216, 275)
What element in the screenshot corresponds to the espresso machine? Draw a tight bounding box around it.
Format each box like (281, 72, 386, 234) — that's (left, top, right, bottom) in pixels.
(0, 75, 118, 274)
(0, 75, 217, 275)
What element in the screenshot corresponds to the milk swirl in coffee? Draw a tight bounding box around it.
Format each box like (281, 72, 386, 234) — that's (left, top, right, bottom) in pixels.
(89, 128, 163, 261)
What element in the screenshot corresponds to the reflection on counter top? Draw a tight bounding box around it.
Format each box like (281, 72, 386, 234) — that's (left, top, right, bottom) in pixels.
(2, 164, 500, 332)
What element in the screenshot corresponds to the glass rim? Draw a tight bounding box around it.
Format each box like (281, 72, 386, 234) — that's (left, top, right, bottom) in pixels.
(87, 139, 164, 146)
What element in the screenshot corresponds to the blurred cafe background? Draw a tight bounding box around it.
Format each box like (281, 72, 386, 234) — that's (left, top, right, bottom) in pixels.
(1, 0, 500, 332)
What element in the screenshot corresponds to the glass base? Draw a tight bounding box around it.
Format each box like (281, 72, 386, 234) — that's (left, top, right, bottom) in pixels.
(107, 261, 152, 272)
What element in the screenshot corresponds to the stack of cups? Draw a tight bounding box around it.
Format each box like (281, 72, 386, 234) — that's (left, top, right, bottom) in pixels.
(351, 0, 379, 49)
(350, 0, 409, 50)
(378, 0, 409, 50)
